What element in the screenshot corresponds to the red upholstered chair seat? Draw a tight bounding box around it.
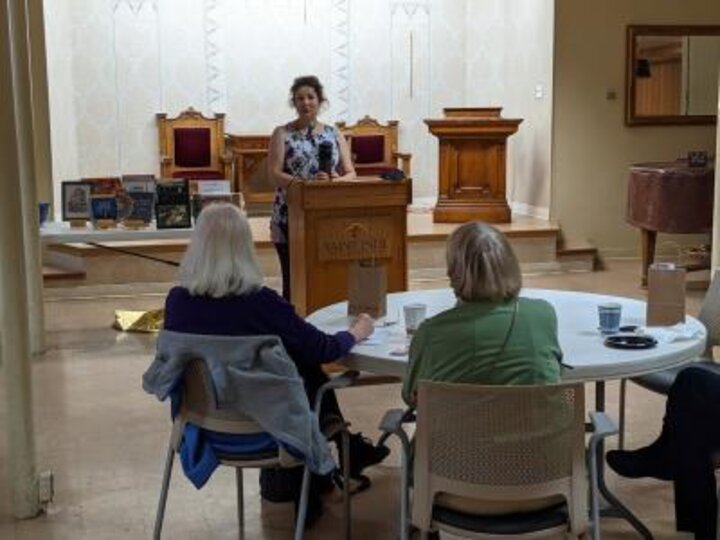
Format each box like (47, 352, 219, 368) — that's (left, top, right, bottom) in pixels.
(174, 128, 212, 168)
(354, 165, 396, 176)
(171, 170, 226, 180)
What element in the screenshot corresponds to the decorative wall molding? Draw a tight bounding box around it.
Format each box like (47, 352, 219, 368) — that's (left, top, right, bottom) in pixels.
(112, 0, 157, 15)
(330, 0, 351, 121)
(203, 0, 227, 112)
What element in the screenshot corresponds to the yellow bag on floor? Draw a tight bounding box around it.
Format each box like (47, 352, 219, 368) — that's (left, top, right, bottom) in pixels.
(113, 309, 164, 333)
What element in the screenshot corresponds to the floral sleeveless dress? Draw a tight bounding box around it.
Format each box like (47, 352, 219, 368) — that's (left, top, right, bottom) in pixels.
(270, 124, 341, 244)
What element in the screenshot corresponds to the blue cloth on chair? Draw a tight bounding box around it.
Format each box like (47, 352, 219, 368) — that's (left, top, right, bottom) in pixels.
(144, 332, 335, 485)
(179, 423, 279, 489)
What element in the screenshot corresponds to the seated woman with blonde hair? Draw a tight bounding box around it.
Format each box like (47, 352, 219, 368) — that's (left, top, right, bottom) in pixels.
(164, 203, 388, 522)
(400, 221, 564, 523)
(402, 221, 562, 406)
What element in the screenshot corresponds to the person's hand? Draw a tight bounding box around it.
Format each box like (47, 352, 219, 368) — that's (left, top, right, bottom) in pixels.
(349, 313, 374, 343)
(330, 171, 339, 180)
(315, 171, 330, 180)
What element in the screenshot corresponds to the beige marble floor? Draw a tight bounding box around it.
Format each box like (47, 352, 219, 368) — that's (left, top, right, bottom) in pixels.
(0, 260, 708, 539)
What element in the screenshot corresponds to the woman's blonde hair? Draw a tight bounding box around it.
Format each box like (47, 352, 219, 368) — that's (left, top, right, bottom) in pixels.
(179, 203, 263, 297)
(446, 221, 522, 302)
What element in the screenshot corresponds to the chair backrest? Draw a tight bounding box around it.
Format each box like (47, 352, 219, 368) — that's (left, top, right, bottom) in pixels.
(180, 358, 263, 435)
(156, 107, 230, 180)
(412, 381, 587, 533)
(336, 115, 401, 174)
(698, 270, 720, 357)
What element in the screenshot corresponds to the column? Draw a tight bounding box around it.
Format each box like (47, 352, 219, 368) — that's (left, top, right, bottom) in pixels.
(713, 69, 720, 275)
(0, 0, 41, 518)
(24, 0, 52, 353)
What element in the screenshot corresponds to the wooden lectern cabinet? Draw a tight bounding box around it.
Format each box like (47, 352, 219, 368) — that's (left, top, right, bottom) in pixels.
(286, 179, 411, 316)
(425, 108, 522, 223)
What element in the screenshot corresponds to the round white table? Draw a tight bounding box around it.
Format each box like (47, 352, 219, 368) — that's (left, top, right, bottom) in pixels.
(308, 288, 707, 539)
(307, 288, 707, 383)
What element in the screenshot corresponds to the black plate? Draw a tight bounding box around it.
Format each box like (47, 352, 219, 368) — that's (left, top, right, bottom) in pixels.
(604, 335, 657, 350)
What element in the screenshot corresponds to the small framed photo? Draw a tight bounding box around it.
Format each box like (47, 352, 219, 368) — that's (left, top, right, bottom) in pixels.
(61, 181, 92, 221)
(90, 195, 118, 224)
(156, 204, 191, 229)
(192, 192, 244, 221)
(84, 176, 122, 195)
(122, 174, 156, 193)
(124, 192, 155, 227)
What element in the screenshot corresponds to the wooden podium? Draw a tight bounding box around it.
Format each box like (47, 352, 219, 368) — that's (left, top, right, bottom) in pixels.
(287, 179, 411, 316)
(425, 107, 522, 223)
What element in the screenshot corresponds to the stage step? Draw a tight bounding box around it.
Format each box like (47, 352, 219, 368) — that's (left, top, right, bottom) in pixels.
(42, 214, 588, 287)
(556, 240, 597, 272)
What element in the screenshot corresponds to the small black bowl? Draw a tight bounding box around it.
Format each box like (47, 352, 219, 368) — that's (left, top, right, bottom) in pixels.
(604, 335, 657, 350)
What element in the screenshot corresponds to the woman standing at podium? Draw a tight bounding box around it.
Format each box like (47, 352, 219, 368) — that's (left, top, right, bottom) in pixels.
(268, 75, 356, 301)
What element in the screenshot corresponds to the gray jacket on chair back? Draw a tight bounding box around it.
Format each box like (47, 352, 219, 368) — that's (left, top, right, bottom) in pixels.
(143, 330, 335, 475)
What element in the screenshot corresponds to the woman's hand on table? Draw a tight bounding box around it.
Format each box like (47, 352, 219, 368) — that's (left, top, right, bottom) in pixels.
(349, 313, 375, 343)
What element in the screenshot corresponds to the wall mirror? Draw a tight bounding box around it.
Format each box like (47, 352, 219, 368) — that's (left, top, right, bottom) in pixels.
(626, 25, 720, 126)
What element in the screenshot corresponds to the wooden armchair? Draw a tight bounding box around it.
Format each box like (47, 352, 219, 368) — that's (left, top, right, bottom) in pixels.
(156, 107, 233, 180)
(225, 134, 274, 214)
(336, 116, 412, 179)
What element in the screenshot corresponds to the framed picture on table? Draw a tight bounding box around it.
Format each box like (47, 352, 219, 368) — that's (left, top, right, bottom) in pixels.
(61, 181, 92, 221)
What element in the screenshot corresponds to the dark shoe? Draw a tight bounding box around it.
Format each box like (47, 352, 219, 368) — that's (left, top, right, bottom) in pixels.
(314, 472, 335, 495)
(340, 433, 390, 478)
(606, 446, 673, 481)
(332, 471, 372, 494)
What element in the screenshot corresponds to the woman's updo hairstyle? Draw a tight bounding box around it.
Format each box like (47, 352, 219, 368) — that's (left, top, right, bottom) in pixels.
(289, 75, 328, 107)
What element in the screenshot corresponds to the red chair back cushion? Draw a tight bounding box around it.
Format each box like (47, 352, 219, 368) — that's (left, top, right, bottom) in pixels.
(174, 128, 211, 168)
(351, 135, 385, 164)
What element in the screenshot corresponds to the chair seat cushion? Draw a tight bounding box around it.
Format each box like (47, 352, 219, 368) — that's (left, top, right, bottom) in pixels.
(432, 501, 568, 535)
(632, 360, 720, 394)
(355, 165, 395, 177)
(171, 170, 226, 180)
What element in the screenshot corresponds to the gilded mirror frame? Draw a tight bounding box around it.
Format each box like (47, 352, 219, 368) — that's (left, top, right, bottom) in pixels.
(626, 24, 720, 126)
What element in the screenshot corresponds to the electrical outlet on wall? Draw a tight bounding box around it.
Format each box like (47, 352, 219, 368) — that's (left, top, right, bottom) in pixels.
(37, 470, 54, 505)
(534, 84, 544, 99)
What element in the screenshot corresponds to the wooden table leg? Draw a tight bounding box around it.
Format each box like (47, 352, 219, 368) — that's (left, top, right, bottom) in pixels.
(640, 229, 657, 287)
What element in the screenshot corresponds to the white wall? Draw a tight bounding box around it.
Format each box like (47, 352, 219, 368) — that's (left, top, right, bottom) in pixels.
(553, 0, 719, 256)
(465, 0, 554, 219)
(43, 0, 478, 205)
(44, 0, 555, 213)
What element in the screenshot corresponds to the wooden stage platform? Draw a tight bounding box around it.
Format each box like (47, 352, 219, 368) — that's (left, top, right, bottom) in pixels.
(43, 213, 594, 286)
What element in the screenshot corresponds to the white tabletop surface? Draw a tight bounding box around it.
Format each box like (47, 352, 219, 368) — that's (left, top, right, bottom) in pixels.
(306, 288, 707, 383)
(39, 221, 193, 243)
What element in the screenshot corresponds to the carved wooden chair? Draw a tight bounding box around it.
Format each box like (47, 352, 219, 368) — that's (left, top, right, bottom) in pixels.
(336, 116, 412, 179)
(156, 107, 233, 181)
(225, 134, 274, 213)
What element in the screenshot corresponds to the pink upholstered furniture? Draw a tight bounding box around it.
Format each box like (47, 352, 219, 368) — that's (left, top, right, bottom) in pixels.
(626, 160, 714, 285)
(156, 107, 233, 181)
(336, 116, 412, 179)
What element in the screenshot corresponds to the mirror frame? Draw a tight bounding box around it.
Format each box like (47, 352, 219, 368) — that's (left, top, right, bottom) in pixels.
(626, 24, 720, 126)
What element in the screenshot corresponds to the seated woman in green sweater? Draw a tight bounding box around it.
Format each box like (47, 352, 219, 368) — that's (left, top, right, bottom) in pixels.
(402, 221, 562, 407)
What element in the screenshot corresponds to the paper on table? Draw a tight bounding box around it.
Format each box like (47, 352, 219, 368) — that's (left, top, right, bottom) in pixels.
(357, 327, 392, 346)
(641, 323, 703, 345)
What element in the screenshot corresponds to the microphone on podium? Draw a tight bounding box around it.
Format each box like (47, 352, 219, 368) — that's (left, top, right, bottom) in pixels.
(318, 140, 333, 176)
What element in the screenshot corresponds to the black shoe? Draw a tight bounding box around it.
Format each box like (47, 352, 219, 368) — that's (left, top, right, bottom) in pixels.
(332, 471, 372, 494)
(341, 433, 390, 478)
(606, 446, 673, 481)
